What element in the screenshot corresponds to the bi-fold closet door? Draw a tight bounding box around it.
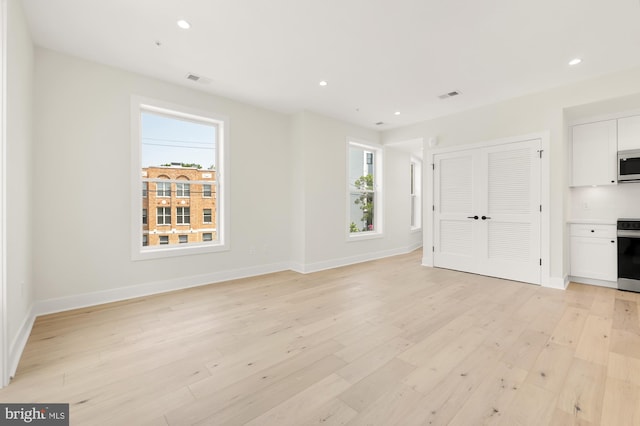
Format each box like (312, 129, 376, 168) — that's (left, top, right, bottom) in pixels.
(433, 139, 541, 285)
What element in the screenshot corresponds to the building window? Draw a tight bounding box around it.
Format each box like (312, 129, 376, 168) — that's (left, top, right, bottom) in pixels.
(348, 141, 382, 236)
(156, 181, 171, 197)
(157, 207, 171, 225)
(143, 235, 148, 246)
(202, 184, 212, 198)
(179, 235, 188, 244)
(202, 233, 213, 242)
(176, 180, 190, 197)
(410, 160, 422, 230)
(133, 97, 228, 259)
(176, 207, 190, 225)
(159, 236, 169, 245)
(203, 208, 212, 224)
(142, 208, 147, 225)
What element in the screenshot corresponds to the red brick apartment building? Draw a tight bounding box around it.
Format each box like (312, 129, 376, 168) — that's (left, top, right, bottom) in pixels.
(141, 165, 217, 246)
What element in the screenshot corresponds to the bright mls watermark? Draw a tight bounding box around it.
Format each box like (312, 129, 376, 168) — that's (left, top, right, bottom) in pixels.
(0, 404, 68, 425)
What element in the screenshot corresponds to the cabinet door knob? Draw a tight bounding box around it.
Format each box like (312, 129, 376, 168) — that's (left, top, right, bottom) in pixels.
(591, 229, 595, 232)
(611, 240, 615, 243)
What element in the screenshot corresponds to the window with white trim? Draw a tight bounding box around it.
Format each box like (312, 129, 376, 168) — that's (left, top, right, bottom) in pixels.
(176, 207, 190, 225)
(203, 208, 212, 224)
(348, 141, 382, 237)
(156, 181, 171, 197)
(157, 207, 171, 225)
(202, 184, 212, 198)
(176, 179, 190, 197)
(132, 99, 228, 260)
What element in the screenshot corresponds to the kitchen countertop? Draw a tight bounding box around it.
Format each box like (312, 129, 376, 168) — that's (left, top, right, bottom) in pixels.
(567, 219, 617, 225)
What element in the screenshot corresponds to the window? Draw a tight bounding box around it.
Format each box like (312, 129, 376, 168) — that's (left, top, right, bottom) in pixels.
(159, 236, 169, 244)
(156, 181, 171, 197)
(176, 180, 190, 197)
(410, 160, 422, 230)
(157, 207, 171, 225)
(203, 208, 212, 224)
(176, 207, 190, 225)
(202, 233, 213, 241)
(142, 209, 147, 225)
(132, 97, 229, 260)
(348, 141, 382, 237)
(142, 235, 148, 246)
(202, 184, 212, 197)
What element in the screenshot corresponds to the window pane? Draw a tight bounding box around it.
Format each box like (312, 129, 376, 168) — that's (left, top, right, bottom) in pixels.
(349, 143, 377, 234)
(140, 109, 219, 251)
(203, 233, 212, 241)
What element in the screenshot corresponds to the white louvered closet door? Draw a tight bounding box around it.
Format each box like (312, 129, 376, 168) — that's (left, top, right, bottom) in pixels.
(478, 140, 541, 284)
(433, 150, 480, 273)
(433, 139, 541, 285)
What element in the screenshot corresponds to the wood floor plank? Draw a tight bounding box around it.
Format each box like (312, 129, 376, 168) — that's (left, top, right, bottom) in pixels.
(0, 250, 638, 425)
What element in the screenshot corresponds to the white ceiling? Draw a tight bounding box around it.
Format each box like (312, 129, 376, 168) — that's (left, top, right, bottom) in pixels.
(22, 0, 640, 131)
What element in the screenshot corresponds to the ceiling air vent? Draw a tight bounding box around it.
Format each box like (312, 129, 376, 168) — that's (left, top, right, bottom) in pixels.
(186, 73, 201, 82)
(185, 73, 212, 84)
(375, 121, 385, 126)
(438, 90, 461, 100)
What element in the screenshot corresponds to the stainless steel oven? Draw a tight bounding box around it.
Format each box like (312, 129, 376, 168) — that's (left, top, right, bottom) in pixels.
(618, 218, 640, 292)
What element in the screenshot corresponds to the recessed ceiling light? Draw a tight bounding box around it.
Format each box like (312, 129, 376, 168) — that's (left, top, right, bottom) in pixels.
(569, 58, 582, 66)
(394, 111, 401, 116)
(177, 19, 191, 29)
(319, 81, 328, 87)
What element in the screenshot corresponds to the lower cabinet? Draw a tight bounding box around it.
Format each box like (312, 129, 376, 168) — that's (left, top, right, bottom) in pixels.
(570, 224, 617, 282)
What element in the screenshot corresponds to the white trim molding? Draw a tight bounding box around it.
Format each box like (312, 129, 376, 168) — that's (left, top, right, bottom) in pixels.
(8, 305, 34, 379)
(0, 0, 7, 388)
(35, 262, 291, 317)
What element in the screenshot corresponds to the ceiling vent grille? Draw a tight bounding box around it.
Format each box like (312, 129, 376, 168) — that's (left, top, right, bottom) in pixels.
(375, 121, 385, 126)
(186, 73, 201, 82)
(438, 90, 461, 100)
(185, 73, 212, 84)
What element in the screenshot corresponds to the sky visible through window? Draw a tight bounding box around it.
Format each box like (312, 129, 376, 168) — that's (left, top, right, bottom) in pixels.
(141, 112, 216, 169)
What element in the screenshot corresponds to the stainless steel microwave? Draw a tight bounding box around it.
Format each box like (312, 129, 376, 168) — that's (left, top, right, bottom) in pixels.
(618, 149, 640, 182)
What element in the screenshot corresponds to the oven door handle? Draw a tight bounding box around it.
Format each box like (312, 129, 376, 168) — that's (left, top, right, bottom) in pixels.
(617, 231, 640, 238)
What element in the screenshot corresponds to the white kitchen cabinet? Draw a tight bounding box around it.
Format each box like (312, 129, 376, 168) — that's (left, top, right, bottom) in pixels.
(571, 120, 617, 186)
(570, 224, 617, 282)
(618, 115, 640, 151)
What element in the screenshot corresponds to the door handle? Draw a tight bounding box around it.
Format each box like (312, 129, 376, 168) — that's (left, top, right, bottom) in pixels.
(481, 216, 491, 220)
(467, 216, 479, 220)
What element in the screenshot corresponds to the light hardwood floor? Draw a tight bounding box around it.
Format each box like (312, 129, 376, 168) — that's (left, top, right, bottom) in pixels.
(2, 250, 640, 425)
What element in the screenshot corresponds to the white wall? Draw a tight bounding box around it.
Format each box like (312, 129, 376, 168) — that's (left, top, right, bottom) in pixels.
(32, 48, 292, 304)
(381, 66, 640, 282)
(291, 111, 421, 272)
(5, 0, 34, 372)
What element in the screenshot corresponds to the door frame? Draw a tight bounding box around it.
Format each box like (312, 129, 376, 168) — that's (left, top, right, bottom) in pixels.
(423, 132, 550, 287)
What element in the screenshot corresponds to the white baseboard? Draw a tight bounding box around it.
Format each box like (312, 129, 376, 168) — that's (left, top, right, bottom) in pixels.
(34, 261, 291, 317)
(296, 245, 421, 274)
(9, 305, 35, 379)
(568, 276, 617, 289)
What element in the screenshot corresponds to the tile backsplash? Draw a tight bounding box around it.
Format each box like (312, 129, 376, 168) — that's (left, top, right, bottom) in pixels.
(570, 183, 640, 221)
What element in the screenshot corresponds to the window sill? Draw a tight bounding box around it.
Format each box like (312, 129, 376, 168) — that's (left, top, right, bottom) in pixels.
(348, 231, 384, 242)
(132, 241, 228, 261)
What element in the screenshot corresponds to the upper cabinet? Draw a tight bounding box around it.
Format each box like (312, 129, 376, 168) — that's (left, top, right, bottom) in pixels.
(618, 115, 640, 151)
(572, 119, 617, 187)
